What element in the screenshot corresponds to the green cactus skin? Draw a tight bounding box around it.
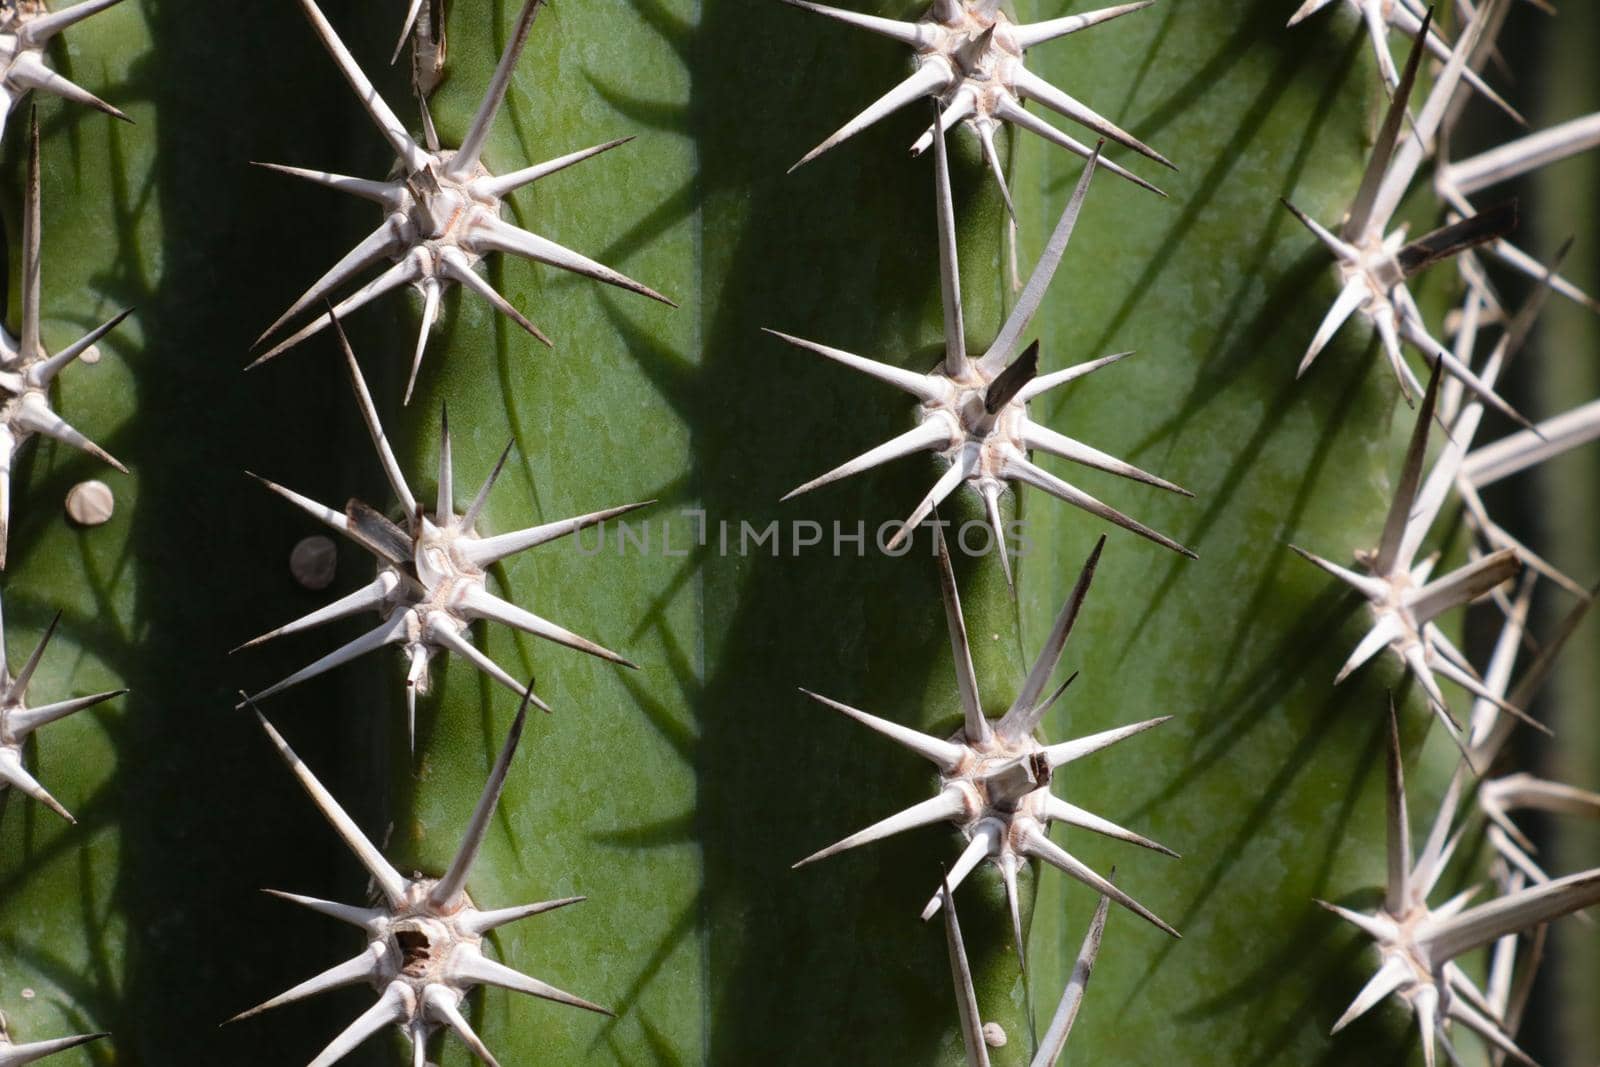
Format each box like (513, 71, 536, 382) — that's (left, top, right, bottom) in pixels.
(2, 0, 1576, 1065)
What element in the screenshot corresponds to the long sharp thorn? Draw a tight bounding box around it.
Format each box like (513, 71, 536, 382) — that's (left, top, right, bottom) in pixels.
(935, 523, 990, 745)
(476, 137, 636, 200)
(1299, 278, 1368, 377)
(1003, 453, 1194, 558)
(251, 707, 409, 905)
(9, 54, 129, 123)
(931, 101, 967, 376)
(392, 0, 426, 63)
(461, 895, 585, 937)
(1420, 867, 1600, 964)
(460, 586, 635, 668)
(1345, 7, 1434, 241)
(922, 824, 1002, 920)
(1385, 698, 1412, 916)
(1042, 795, 1178, 858)
(0, 1030, 109, 1064)
(429, 683, 534, 908)
(777, 0, 927, 47)
(252, 219, 404, 347)
(20, 113, 42, 364)
(789, 63, 951, 174)
(784, 419, 953, 502)
(982, 144, 1101, 374)
(1022, 421, 1191, 495)
(17, 0, 125, 46)
(794, 788, 966, 869)
(939, 873, 992, 1067)
(985, 341, 1040, 414)
(1397, 202, 1519, 277)
(462, 500, 655, 569)
(761, 328, 942, 401)
(13, 395, 126, 473)
(7, 610, 59, 704)
(1031, 880, 1113, 1067)
(887, 451, 973, 549)
(1375, 359, 1443, 575)
(1003, 536, 1103, 735)
(463, 439, 516, 530)
(330, 310, 418, 517)
(440, 245, 554, 349)
(1023, 827, 1178, 937)
(1045, 715, 1170, 768)
(28, 307, 134, 387)
(437, 404, 453, 518)
(450, 952, 613, 1016)
(304, 983, 410, 1067)
(296, 0, 428, 172)
(797, 687, 965, 772)
(405, 281, 442, 405)
(1010, 66, 1174, 169)
(1331, 957, 1411, 1034)
(474, 216, 675, 307)
(993, 98, 1165, 196)
(1015, 1, 1154, 48)
(248, 257, 419, 368)
(428, 987, 503, 1067)
(227, 948, 382, 1024)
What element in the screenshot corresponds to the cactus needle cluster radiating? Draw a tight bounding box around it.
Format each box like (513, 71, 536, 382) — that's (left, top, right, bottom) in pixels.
(783, 0, 1172, 201)
(235, 695, 610, 1067)
(250, 0, 674, 402)
(772, 121, 1192, 583)
(796, 533, 1179, 959)
(237, 313, 647, 747)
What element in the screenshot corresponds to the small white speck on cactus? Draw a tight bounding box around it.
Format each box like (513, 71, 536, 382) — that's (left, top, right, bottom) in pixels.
(237, 311, 650, 748)
(0, 0, 130, 132)
(795, 530, 1179, 959)
(248, 0, 675, 402)
(0, 594, 126, 823)
(235, 689, 610, 1067)
(782, 0, 1173, 202)
(0, 1010, 107, 1066)
(771, 128, 1192, 579)
(1321, 703, 1600, 1067)
(63, 478, 113, 526)
(0, 114, 132, 569)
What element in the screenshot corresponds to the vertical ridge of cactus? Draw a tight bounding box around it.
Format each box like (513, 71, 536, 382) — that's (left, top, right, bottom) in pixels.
(0, 1, 1595, 1065)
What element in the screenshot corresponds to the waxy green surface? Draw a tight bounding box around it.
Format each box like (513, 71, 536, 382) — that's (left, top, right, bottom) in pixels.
(0, 1, 1514, 1064)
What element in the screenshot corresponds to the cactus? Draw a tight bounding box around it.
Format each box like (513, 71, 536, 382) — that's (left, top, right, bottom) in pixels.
(0, 0, 1596, 1065)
